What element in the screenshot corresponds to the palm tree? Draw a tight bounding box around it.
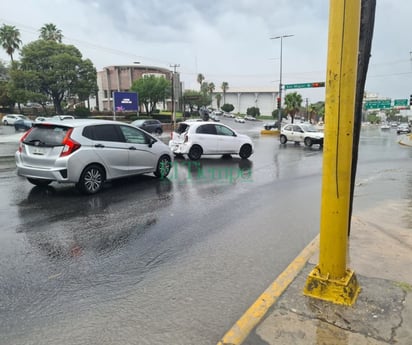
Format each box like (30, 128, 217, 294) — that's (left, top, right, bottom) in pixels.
(221, 81, 229, 104)
(215, 93, 222, 109)
(208, 82, 215, 94)
(39, 23, 63, 42)
(197, 73, 204, 91)
(284, 92, 303, 123)
(0, 24, 22, 62)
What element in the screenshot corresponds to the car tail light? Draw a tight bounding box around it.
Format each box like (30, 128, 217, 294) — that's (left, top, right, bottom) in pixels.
(60, 128, 81, 157)
(184, 134, 188, 143)
(18, 128, 33, 152)
(170, 131, 173, 140)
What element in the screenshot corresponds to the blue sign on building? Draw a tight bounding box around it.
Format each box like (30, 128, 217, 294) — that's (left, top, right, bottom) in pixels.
(114, 92, 139, 112)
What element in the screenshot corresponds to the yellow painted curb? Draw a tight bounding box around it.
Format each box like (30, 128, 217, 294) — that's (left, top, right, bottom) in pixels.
(217, 235, 320, 345)
(260, 129, 280, 135)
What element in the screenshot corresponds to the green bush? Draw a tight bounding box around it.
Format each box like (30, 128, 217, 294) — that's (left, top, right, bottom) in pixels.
(246, 107, 260, 117)
(221, 103, 234, 112)
(73, 107, 91, 118)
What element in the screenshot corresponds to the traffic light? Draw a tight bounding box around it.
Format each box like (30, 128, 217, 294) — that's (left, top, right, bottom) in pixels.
(311, 82, 325, 88)
(277, 97, 281, 109)
(409, 94, 412, 106)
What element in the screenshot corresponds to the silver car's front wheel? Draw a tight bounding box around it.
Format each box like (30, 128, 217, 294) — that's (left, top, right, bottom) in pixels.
(77, 164, 105, 195)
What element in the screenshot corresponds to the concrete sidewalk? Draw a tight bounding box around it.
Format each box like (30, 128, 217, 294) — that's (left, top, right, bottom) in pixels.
(219, 198, 412, 345)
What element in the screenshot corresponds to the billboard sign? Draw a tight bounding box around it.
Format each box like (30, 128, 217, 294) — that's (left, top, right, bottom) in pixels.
(114, 92, 139, 112)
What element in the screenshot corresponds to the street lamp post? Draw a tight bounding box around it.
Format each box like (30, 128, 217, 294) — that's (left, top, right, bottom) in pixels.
(270, 34, 294, 127)
(170, 64, 180, 129)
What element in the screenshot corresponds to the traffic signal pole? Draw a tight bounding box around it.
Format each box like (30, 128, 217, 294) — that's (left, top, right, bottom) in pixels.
(303, 0, 361, 305)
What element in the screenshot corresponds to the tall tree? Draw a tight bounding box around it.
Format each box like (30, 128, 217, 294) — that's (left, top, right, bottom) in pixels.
(0, 24, 22, 62)
(39, 23, 63, 43)
(11, 40, 97, 114)
(284, 92, 303, 123)
(221, 81, 229, 104)
(208, 82, 215, 94)
(215, 93, 222, 109)
(131, 75, 171, 115)
(197, 73, 204, 91)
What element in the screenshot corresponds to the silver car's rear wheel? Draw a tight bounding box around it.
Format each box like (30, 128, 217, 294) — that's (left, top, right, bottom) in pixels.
(77, 164, 105, 195)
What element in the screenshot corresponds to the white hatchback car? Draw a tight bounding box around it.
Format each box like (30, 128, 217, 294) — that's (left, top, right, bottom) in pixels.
(169, 121, 253, 160)
(15, 119, 173, 194)
(2, 114, 28, 125)
(280, 123, 324, 147)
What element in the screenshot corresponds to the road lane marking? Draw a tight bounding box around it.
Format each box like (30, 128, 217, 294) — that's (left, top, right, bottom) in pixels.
(216, 234, 319, 345)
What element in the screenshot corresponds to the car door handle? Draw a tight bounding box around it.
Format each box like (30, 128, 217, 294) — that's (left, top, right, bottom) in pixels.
(95, 144, 105, 148)
(128, 146, 137, 150)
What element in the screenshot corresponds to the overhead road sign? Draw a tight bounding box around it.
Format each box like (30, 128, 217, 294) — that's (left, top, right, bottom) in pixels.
(364, 99, 391, 110)
(394, 99, 408, 107)
(284, 82, 325, 90)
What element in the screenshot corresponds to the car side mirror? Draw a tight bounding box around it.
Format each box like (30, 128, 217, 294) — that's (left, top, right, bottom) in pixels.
(148, 137, 156, 148)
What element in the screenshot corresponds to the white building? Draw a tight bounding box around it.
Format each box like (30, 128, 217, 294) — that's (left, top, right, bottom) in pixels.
(211, 87, 279, 116)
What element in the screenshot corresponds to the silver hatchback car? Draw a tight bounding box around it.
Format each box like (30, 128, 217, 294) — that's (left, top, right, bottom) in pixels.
(15, 119, 173, 194)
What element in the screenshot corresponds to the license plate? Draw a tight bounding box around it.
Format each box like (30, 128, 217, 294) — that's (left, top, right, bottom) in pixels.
(33, 147, 46, 155)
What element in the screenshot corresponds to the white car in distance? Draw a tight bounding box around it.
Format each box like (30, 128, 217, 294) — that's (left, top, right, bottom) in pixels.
(280, 123, 324, 147)
(169, 121, 253, 160)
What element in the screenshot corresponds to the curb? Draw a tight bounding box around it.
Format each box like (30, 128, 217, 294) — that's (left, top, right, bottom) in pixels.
(217, 235, 320, 345)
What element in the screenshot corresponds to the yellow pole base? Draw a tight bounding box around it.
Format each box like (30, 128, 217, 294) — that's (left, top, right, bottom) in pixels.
(303, 266, 361, 306)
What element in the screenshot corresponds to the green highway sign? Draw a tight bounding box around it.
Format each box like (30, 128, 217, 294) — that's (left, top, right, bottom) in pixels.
(364, 99, 391, 110)
(284, 82, 325, 90)
(394, 99, 408, 107)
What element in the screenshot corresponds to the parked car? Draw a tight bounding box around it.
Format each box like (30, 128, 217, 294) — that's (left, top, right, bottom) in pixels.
(396, 123, 411, 135)
(209, 113, 221, 122)
(169, 121, 254, 160)
(52, 115, 75, 120)
(131, 119, 163, 135)
(14, 119, 34, 131)
(15, 119, 173, 194)
(244, 115, 256, 121)
(280, 123, 324, 147)
(263, 120, 280, 130)
(223, 112, 235, 118)
(2, 114, 28, 125)
(235, 116, 245, 123)
(35, 116, 53, 122)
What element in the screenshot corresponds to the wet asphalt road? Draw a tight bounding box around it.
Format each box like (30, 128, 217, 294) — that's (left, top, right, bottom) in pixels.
(0, 122, 411, 345)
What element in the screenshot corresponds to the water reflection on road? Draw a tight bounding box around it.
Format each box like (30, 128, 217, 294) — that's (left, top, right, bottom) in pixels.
(0, 125, 410, 345)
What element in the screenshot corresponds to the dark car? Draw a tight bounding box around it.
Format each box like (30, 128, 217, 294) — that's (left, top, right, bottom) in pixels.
(14, 119, 33, 131)
(264, 120, 280, 130)
(131, 119, 163, 135)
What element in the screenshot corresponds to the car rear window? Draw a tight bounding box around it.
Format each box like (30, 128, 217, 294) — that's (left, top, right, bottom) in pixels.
(176, 123, 190, 134)
(23, 125, 69, 147)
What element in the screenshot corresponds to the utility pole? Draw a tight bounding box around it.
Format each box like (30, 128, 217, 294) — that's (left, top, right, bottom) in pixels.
(270, 35, 294, 127)
(170, 64, 180, 129)
(306, 98, 309, 122)
(303, 0, 361, 306)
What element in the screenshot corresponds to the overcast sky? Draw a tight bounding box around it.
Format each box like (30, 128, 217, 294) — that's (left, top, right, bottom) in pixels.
(0, 0, 411, 103)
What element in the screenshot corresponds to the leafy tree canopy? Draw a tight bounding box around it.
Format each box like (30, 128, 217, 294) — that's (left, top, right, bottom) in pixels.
(284, 92, 303, 123)
(11, 40, 97, 114)
(131, 75, 171, 115)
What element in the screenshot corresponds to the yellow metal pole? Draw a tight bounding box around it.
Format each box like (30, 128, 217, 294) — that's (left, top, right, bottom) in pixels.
(303, 0, 361, 305)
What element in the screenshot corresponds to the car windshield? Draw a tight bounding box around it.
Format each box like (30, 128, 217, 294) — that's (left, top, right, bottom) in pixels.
(301, 124, 319, 132)
(23, 125, 70, 146)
